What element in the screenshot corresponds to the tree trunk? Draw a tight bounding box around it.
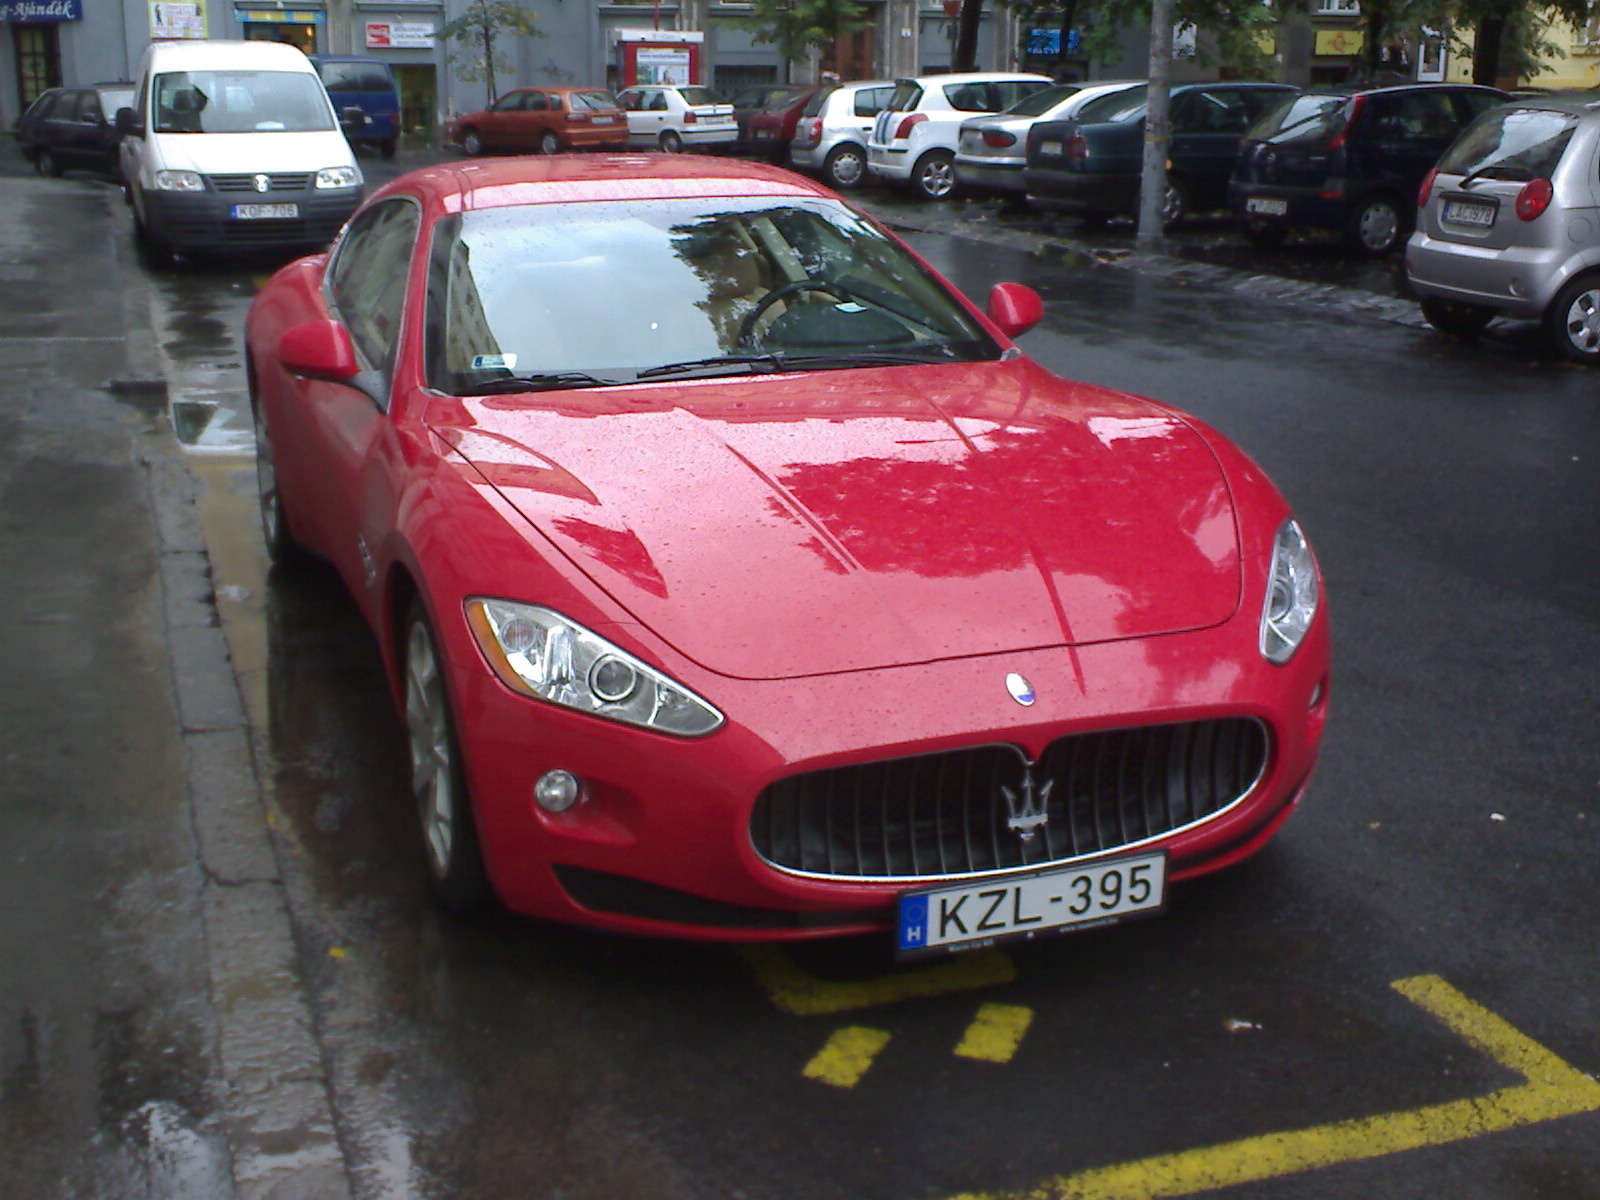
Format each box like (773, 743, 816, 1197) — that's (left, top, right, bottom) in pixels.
(1055, 0, 1079, 78)
(483, 24, 497, 104)
(955, 0, 982, 72)
(1362, 7, 1386, 82)
(1472, 15, 1506, 86)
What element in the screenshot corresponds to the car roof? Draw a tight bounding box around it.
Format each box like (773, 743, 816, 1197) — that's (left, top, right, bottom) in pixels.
(895, 72, 1053, 85)
(1297, 82, 1507, 98)
(376, 153, 837, 212)
(1495, 93, 1600, 116)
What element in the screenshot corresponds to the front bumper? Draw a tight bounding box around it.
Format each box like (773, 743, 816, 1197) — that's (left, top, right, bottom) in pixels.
(446, 606, 1331, 943)
(141, 184, 362, 253)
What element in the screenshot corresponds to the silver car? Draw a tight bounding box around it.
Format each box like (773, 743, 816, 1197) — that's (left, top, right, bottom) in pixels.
(955, 80, 1143, 197)
(787, 80, 896, 190)
(1406, 95, 1600, 364)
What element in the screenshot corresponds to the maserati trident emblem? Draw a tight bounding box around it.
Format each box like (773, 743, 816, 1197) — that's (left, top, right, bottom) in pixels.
(1000, 770, 1053, 842)
(253, 174, 271, 193)
(1005, 672, 1035, 706)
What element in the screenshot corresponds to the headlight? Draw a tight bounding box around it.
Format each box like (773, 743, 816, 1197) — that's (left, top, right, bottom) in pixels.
(153, 169, 203, 192)
(1260, 518, 1319, 664)
(465, 599, 723, 737)
(316, 165, 361, 189)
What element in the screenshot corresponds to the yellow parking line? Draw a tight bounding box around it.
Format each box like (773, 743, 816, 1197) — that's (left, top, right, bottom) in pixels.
(955, 1003, 1034, 1063)
(742, 946, 1016, 1016)
(804, 1027, 893, 1089)
(949, 974, 1600, 1200)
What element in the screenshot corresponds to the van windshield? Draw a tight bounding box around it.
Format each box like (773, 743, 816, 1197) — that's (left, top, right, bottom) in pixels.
(153, 70, 334, 134)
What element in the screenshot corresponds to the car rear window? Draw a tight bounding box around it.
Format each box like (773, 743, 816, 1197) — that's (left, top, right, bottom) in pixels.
(679, 87, 722, 107)
(571, 90, 620, 111)
(1437, 106, 1580, 179)
(888, 82, 923, 112)
(1245, 93, 1346, 144)
(1074, 84, 1148, 124)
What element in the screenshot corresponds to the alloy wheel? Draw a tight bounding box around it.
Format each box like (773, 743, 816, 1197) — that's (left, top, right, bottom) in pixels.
(406, 617, 456, 878)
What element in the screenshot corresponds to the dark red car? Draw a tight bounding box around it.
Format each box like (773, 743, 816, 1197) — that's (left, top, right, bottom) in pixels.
(448, 86, 628, 156)
(245, 155, 1329, 952)
(741, 86, 820, 163)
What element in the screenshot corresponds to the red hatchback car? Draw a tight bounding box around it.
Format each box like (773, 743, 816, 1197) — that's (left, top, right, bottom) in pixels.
(246, 156, 1329, 954)
(449, 86, 628, 156)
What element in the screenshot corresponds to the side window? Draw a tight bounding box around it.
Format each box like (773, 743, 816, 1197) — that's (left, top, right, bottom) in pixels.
(525, 91, 549, 112)
(79, 93, 104, 122)
(492, 92, 522, 112)
(328, 200, 420, 378)
(1396, 93, 1458, 138)
(619, 90, 640, 111)
(1453, 90, 1503, 123)
(648, 92, 669, 112)
(1193, 89, 1251, 133)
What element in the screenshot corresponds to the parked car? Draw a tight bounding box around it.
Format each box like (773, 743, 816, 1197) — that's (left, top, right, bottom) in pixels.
(449, 86, 628, 156)
(1407, 95, 1600, 364)
(787, 79, 896, 189)
(14, 81, 134, 177)
(243, 153, 1328, 948)
(731, 83, 809, 154)
(868, 72, 1054, 199)
(310, 55, 400, 158)
(740, 86, 818, 163)
(1026, 82, 1296, 225)
(616, 84, 737, 152)
(955, 80, 1142, 199)
(1230, 83, 1510, 255)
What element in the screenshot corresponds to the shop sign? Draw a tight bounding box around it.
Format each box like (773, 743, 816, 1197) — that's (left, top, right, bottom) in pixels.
(0, 0, 84, 19)
(366, 20, 435, 49)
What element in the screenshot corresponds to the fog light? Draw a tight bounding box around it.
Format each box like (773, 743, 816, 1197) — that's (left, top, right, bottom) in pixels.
(535, 770, 582, 813)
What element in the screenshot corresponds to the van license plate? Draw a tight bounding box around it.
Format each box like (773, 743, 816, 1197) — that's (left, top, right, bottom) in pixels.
(896, 852, 1166, 958)
(1443, 199, 1495, 227)
(232, 203, 298, 220)
(1247, 197, 1287, 216)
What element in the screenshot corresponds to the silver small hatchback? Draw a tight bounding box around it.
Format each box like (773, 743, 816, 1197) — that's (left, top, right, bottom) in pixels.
(1406, 95, 1600, 364)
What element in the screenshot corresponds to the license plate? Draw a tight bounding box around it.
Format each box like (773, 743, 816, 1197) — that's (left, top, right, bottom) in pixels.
(592, 116, 614, 125)
(1443, 198, 1496, 227)
(231, 203, 298, 220)
(896, 852, 1167, 957)
(1039, 139, 1062, 156)
(1247, 197, 1287, 216)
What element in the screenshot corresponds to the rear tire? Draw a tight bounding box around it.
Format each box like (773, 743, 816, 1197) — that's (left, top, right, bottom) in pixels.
(1345, 194, 1403, 256)
(37, 149, 61, 178)
(378, 138, 397, 160)
(910, 149, 956, 201)
(460, 128, 483, 156)
(1420, 298, 1494, 341)
(403, 599, 493, 914)
(1545, 272, 1600, 365)
(1160, 175, 1189, 228)
(822, 143, 866, 190)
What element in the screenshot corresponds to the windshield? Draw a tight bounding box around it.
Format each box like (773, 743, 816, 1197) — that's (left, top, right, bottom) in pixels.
(1248, 93, 1347, 143)
(1074, 84, 1148, 124)
(153, 70, 334, 133)
(1438, 106, 1578, 178)
(424, 196, 999, 393)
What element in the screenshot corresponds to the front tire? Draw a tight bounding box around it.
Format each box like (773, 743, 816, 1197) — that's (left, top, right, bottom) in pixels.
(659, 129, 683, 153)
(37, 149, 62, 177)
(1420, 297, 1495, 341)
(1161, 175, 1189, 228)
(1345, 194, 1403, 256)
(910, 149, 956, 201)
(822, 143, 866, 190)
(538, 129, 561, 155)
(252, 397, 310, 566)
(378, 138, 397, 160)
(1546, 272, 1600, 365)
(404, 599, 492, 914)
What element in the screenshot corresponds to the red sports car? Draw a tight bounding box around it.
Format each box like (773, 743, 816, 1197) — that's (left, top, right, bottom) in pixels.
(245, 155, 1329, 955)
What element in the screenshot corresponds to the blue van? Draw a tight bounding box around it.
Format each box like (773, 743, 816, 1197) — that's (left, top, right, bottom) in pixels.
(310, 55, 400, 157)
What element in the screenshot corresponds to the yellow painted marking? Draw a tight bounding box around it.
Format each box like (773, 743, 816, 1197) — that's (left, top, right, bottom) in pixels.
(948, 974, 1600, 1200)
(743, 946, 1016, 1017)
(955, 1003, 1034, 1063)
(803, 1027, 892, 1089)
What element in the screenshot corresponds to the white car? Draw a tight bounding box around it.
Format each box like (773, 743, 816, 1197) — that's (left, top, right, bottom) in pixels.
(617, 85, 737, 153)
(787, 79, 897, 190)
(867, 72, 1053, 199)
(955, 80, 1143, 198)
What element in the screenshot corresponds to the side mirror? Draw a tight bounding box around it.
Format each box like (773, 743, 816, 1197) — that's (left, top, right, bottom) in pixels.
(986, 282, 1043, 340)
(115, 106, 141, 137)
(279, 319, 360, 382)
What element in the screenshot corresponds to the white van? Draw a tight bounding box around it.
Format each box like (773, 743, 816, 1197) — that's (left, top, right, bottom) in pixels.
(117, 39, 363, 261)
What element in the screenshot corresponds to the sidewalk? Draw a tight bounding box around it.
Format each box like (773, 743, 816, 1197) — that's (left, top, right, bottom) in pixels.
(0, 172, 347, 1198)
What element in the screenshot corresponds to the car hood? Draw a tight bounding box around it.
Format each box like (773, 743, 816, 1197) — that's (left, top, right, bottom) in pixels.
(433, 360, 1241, 681)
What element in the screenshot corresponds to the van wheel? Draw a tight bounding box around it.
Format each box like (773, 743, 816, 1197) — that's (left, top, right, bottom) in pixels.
(1345, 195, 1403, 256)
(460, 128, 483, 156)
(1420, 298, 1494, 340)
(132, 205, 174, 270)
(1546, 272, 1600, 365)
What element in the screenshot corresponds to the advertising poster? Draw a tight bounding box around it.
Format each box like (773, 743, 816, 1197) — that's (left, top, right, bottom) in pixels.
(636, 48, 691, 86)
(151, 0, 206, 38)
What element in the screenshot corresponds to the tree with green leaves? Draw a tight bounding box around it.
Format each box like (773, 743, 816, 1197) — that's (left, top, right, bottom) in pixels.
(435, 0, 545, 106)
(740, 0, 874, 80)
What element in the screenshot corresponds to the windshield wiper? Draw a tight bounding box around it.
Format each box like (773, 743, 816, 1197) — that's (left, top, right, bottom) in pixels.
(456, 372, 622, 395)
(1458, 161, 1535, 189)
(777, 347, 966, 369)
(634, 354, 787, 380)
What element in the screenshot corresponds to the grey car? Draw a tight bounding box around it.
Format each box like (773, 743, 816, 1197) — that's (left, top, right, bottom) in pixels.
(954, 80, 1142, 198)
(1406, 95, 1600, 364)
(787, 80, 896, 190)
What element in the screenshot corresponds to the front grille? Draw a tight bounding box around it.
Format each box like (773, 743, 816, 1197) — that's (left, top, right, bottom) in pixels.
(751, 719, 1268, 880)
(210, 172, 313, 192)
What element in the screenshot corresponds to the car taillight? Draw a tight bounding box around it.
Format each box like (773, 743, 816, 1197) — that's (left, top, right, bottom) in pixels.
(1067, 134, 1089, 161)
(569, 111, 589, 124)
(684, 110, 698, 124)
(802, 118, 821, 141)
(894, 112, 928, 139)
(982, 130, 1017, 148)
(1515, 177, 1554, 221)
(1329, 94, 1365, 150)
(1418, 167, 1439, 208)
